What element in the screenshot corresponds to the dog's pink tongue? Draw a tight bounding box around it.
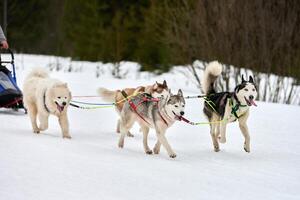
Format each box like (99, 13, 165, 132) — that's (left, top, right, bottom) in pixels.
(57, 105, 64, 112)
(250, 99, 257, 106)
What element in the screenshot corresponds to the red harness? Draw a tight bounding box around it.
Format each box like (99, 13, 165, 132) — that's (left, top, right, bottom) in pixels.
(121, 91, 162, 125)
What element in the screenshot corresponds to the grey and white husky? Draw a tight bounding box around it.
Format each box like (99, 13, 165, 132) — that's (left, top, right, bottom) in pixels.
(118, 89, 185, 158)
(202, 61, 257, 153)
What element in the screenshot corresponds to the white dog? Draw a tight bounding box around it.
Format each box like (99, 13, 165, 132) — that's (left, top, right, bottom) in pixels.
(23, 68, 72, 138)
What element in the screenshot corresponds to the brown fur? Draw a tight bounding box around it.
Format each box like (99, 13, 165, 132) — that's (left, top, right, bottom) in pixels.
(98, 81, 169, 136)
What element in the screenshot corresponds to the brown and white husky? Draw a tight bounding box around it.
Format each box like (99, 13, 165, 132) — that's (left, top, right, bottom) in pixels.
(97, 81, 169, 136)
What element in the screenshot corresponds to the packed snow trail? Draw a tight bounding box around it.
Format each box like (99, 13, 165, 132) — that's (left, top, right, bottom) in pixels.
(0, 55, 300, 200)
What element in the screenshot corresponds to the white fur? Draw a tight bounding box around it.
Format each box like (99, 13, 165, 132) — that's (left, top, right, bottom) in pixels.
(23, 68, 72, 139)
(25, 67, 49, 79)
(201, 61, 223, 94)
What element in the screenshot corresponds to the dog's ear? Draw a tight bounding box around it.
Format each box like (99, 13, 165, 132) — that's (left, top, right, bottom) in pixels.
(234, 85, 240, 93)
(153, 82, 158, 90)
(53, 82, 67, 88)
(241, 75, 246, 83)
(249, 75, 254, 83)
(177, 89, 183, 97)
(163, 80, 167, 87)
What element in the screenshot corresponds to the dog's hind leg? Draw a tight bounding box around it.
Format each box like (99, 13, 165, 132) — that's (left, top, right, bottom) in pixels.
(27, 102, 40, 133)
(59, 114, 71, 139)
(118, 115, 135, 148)
(127, 131, 134, 137)
(141, 126, 152, 154)
(117, 119, 134, 137)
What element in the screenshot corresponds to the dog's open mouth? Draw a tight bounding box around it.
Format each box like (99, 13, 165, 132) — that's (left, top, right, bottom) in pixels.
(244, 97, 257, 107)
(172, 111, 182, 120)
(55, 102, 65, 112)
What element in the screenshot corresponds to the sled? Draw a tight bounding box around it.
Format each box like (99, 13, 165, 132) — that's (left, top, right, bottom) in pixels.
(0, 47, 25, 111)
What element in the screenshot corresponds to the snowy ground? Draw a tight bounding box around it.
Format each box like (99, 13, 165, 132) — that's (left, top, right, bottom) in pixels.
(0, 55, 300, 200)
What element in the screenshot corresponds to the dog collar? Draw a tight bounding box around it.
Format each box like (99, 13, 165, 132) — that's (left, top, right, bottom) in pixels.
(43, 91, 51, 113)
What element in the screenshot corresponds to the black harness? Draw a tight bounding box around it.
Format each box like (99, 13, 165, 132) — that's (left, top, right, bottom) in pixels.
(229, 94, 247, 119)
(43, 91, 51, 113)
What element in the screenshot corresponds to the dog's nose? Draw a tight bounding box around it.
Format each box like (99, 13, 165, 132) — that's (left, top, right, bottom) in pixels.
(180, 111, 185, 116)
(249, 95, 254, 100)
(62, 102, 67, 106)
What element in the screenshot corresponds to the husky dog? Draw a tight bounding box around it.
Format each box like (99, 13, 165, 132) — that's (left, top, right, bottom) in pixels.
(98, 81, 169, 136)
(202, 61, 257, 152)
(23, 68, 72, 139)
(118, 89, 185, 158)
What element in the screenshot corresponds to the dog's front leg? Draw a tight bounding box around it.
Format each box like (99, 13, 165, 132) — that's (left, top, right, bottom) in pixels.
(238, 111, 250, 152)
(156, 129, 176, 158)
(116, 119, 121, 133)
(210, 123, 220, 152)
(153, 140, 161, 154)
(141, 126, 152, 154)
(38, 114, 49, 131)
(28, 104, 40, 133)
(58, 113, 71, 139)
(219, 122, 227, 143)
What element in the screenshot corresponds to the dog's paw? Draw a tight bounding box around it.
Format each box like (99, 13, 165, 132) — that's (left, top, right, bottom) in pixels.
(219, 137, 226, 143)
(63, 135, 72, 139)
(214, 146, 220, 152)
(118, 141, 124, 148)
(145, 150, 153, 155)
(127, 132, 134, 137)
(244, 147, 250, 153)
(153, 148, 160, 154)
(33, 129, 40, 134)
(39, 124, 48, 131)
(169, 153, 177, 158)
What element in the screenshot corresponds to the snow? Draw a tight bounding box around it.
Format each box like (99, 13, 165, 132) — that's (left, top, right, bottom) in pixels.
(1, 54, 300, 200)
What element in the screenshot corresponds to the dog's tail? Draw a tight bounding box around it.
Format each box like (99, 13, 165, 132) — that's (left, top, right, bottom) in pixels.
(97, 87, 117, 102)
(26, 67, 49, 80)
(201, 61, 222, 95)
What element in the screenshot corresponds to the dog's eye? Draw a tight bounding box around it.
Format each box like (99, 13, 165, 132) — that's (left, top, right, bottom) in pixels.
(252, 89, 255, 92)
(64, 97, 67, 99)
(182, 105, 185, 107)
(58, 96, 61, 99)
(244, 89, 248, 91)
(175, 105, 178, 108)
